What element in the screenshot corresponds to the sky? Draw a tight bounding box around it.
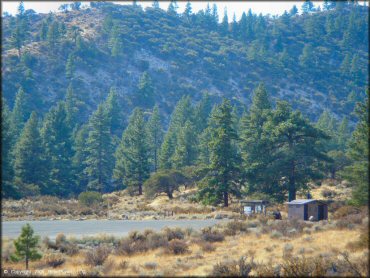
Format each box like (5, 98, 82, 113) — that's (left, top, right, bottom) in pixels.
(2, 1, 324, 20)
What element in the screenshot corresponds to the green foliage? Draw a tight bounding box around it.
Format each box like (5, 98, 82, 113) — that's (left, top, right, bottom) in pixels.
(11, 224, 42, 269)
(342, 91, 369, 206)
(84, 104, 115, 192)
(198, 99, 242, 207)
(146, 105, 163, 172)
(114, 108, 150, 195)
(78, 191, 103, 206)
(13, 112, 45, 197)
(41, 102, 75, 196)
(144, 169, 187, 199)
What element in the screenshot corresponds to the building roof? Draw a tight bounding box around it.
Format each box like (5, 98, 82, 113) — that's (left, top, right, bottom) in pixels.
(286, 199, 326, 205)
(240, 200, 269, 204)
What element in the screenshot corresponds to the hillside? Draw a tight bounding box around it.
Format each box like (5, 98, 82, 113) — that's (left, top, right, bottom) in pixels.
(2, 2, 368, 124)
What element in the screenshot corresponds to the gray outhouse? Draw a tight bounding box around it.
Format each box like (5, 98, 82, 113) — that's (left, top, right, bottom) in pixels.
(286, 199, 328, 221)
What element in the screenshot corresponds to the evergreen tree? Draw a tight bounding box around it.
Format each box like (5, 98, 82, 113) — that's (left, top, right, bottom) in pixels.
(84, 104, 114, 192)
(64, 83, 79, 131)
(41, 102, 75, 196)
(302, 0, 314, 14)
(65, 53, 75, 80)
(135, 71, 154, 108)
(267, 102, 330, 201)
(13, 112, 45, 196)
(146, 105, 163, 172)
(159, 131, 176, 170)
(11, 87, 29, 138)
(220, 8, 229, 36)
(299, 44, 315, 68)
(103, 87, 122, 136)
(47, 21, 59, 48)
(239, 84, 276, 197)
(152, 0, 160, 9)
(342, 91, 368, 206)
(39, 20, 48, 41)
(114, 108, 149, 195)
(172, 120, 198, 169)
(198, 99, 241, 207)
(10, 224, 41, 270)
(72, 124, 89, 193)
(290, 5, 299, 16)
(184, 1, 192, 20)
(2, 100, 17, 198)
(340, 53, 351, 75)
(167, 0, 178, 16)
(194, 93, 212, 133)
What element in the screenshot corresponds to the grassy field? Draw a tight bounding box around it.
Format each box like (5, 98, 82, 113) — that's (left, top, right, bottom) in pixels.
(2, 204, 368, 276)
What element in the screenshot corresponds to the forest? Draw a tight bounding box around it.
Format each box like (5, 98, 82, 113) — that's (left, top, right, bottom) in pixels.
(1, 1, 368, 207)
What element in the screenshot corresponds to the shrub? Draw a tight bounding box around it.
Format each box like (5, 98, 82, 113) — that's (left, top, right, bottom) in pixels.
(166, 239, 189, 255)
(199, 241, 216, 253)
(146, 233, 168, 249)
(144, 262, 157, 270)
(211, 256, 254, 277)
(78, 191, 103, 207)
(321, 189, 336, 198)
(333, 205, 360, 219)
(55, 233, 67, 246)
(270, 230, 283, 239)
(163, 227, 184, 241)
(201, 228, 224, 242)
(223, 221, 249, 236)
(85, 245, 110, 266)
(118, 260, 129, 270)
(44, 253, 66, 268)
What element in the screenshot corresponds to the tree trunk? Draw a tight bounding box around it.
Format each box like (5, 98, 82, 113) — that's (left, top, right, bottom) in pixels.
(288, 161, 296, 202)
(223, 191, 228, 207)
(167, 191, 173, 199)
(138, 184, 142, 195)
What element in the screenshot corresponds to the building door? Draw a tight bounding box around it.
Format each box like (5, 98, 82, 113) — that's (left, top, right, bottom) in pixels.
(304, 204, 308, 220)
(318, 205, 324, 220)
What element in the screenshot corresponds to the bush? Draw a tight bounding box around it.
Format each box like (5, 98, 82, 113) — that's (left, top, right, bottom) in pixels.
(166, 239, 189, 255)
(333, 205, 360, 219)
(55, 233, 67, 246)
(44, 253, 66, 268)
(223, 221, 249, 236)
(211, 256, 254, 277)
(321, 189, 336, 198)
(163, 227, 184, 241)
(78, 191, 103, 207)
(199, 241, 216, 252)
(201, 228, 224, 242)
(85, 245, 110, 266)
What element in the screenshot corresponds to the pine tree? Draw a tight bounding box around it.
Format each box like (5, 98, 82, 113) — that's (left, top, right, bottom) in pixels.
(184, 1, 192, 20)
(290, 5, 298, 16)
(299, 44, 315, 68)
(342, 91, 368, 206)
(10, 224, 41, 270)
(194, 93, 212, 133)
(13, 112, 45, 196)
(146, 105, 163, 172)
(340, 53, 351, 75)
(84, 104, 114, 192)
(64, 83, 79, 131)
(47, 21, 59, 48)
(103, 87, 122, 136)
(173, 120, 198, 169)
(11, 87, 29, 138)
(41, 102, 75, 196)
(159, 131, 176, 170)
(65, 53, 75, 80)
(2, 100, 17, 198)
(72, 124, 89, 193)
(268, 102, 330, 201)
(114, 108, 149, 195)
(152, 0, 160, 9)
(220, 8, 229, 36)
(239, 84, 275, 197)
(136, 71, 154, 108)
(302, 0, 314, 14)
(198, 99, 241, 207)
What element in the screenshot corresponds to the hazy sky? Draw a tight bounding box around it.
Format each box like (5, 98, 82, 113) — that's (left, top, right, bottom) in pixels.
(2, 1, 324, 20)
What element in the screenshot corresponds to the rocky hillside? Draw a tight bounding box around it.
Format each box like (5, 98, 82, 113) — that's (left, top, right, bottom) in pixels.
(2, 2, 368, 124)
